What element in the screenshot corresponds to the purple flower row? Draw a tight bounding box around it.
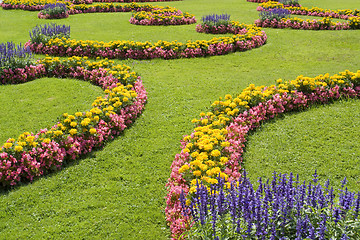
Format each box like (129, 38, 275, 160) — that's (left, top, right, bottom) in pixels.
(180, 172, 360, 239)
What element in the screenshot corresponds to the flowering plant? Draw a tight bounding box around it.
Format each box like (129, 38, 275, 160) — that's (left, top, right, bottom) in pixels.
(166, 69, 360, 239)
(130, 7, 196, 25)
(201, 14, 231, 27)
(27, 23, 267, 60)
(38, 2, 69, 19)
(0, 42, 34, 78)
(0, 55, 147, 187)
(180, 172, 360, 239)
(30, 23, 70, 44)
(259, 8, 291, 21)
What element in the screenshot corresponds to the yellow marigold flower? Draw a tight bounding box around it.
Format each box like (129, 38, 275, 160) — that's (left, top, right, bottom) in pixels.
(210, 149, 221, 157)
(191, 151, 199, 158)
(207, 178, 218, 184)
(43, 138, 51, 144)
(18, 141, 27, 147)
(54, 130, 63, 136)
(89, 128, 97, 134)
(75, 112, 83, 117)
(8, 138, 15, 142)
(193, 170, 202, 177)
(3, 142, 12, 149)
(186, 199, 191, 206)
(93, 115, 100, 122)
(220, 157, 229, 164)
(201, 118, 208, 125)
(183, 148, 190, 153)
(123, 97, 128, 102)
(69, 129, 77, 135)
(63, 113, 69, 117)
(221, 141, 230, 147)
(199, 164, 208, 171)
(68, 115, 75, 120)
(178, 164, 190, 174)
(81, 118, 91, 126)
(26, 136, 35, 143)
(199, 112, 206, 117)
(186, 143, 193, 149)
(189, 186, 197, 193)
(14, 146, 23, 152)
(70, 122, 77, 127)
(203, 144, 213, 151)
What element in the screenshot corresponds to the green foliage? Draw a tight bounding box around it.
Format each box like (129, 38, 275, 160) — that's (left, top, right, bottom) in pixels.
(0, 0, 360, 238)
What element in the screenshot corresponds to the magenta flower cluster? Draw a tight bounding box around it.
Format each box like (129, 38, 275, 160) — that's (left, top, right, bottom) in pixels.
(165, 74, 360, 239)
(0, 62, 147, 187)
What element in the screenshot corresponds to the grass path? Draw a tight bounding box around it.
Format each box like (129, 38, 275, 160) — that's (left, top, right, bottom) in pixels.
(0, 0, 360, 239)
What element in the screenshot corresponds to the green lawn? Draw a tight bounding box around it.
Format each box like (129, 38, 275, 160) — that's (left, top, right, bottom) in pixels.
(0, 0, 359, 239)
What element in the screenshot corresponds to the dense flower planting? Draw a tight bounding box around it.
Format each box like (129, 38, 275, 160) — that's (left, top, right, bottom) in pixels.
(0, 55, 147, 187)
(255, 1, 360, 30)
(38, 3, 69, 19)
(248, 0, 300, 7)
(180, 172, 360, 239)
(0, 42, 34, 79)
(130, 7, 196, 26)
(26, 23, 267, 60)
(0, 0, 181, 11)
(166, 70, 360, 239)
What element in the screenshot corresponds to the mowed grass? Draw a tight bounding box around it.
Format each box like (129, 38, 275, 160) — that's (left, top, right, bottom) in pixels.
(0, 0, 360, 239)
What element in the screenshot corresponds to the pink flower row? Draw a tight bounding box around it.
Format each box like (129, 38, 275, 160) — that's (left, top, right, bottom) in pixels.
(129, 16, 196, 26)
(0, 65, 147, 187)
(165, 83, 360, 239)
(255, 18, 351, 30)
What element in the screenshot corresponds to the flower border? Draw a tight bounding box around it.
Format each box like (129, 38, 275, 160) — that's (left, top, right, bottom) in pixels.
(0, 56, 147, 187)
(165, 70, 360, 239)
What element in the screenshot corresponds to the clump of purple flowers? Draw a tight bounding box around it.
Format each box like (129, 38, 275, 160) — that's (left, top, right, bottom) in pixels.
(260, 8, 291, 21)
(201, 13, 231, 27)
(0, 42, 33, 73)
(30, 23, 70, 44)
(180, 171, 360, 239)
(39, 3, 68, 19)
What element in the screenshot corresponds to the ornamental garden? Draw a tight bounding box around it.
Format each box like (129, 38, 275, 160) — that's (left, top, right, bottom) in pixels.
(0, 0, 359, 239)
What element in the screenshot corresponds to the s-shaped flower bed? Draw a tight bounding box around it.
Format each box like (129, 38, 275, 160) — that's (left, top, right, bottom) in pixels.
(0, 42, 147, 187)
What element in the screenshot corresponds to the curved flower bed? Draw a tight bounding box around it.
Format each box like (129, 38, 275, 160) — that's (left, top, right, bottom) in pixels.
(0, 0, 182, 11)
(257, 1, 360, 19)
(255, 16, 359, 30)
(165, 70, 360, 239)
(130, 8, 196, 26)
(255, 1, 360, 30)
(0, 56, 147, 187)
(247, 0, 301, 7)
(26, 24, 267, 60)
